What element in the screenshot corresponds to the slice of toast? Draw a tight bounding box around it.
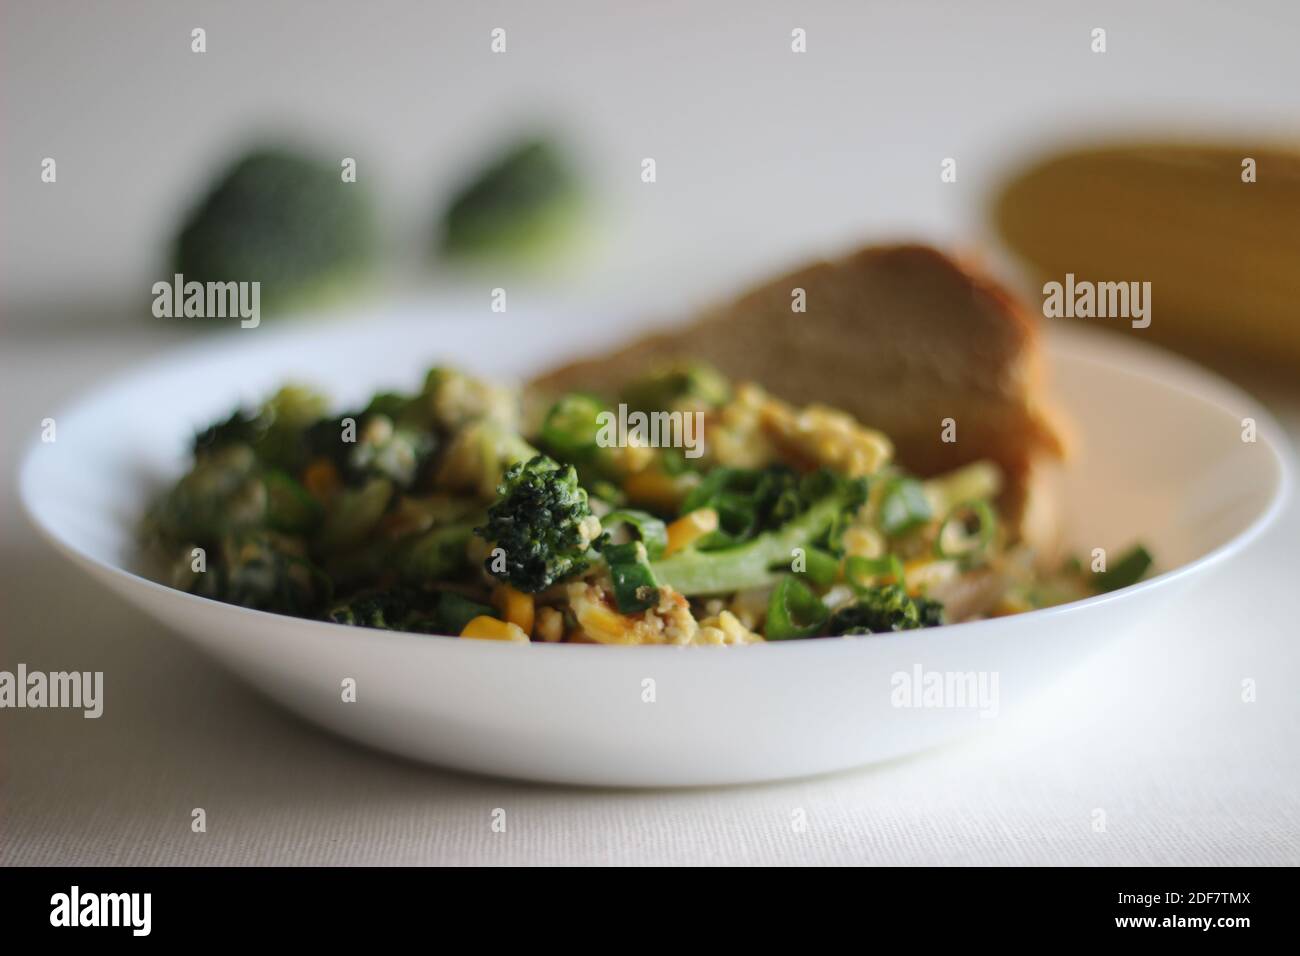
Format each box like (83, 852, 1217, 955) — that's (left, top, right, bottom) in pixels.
(530, 243, 1068, 533)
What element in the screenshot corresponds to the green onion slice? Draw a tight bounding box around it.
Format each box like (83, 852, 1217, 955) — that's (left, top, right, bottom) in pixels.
(765, 576, 830, 640)
(935, 500, 997, 561)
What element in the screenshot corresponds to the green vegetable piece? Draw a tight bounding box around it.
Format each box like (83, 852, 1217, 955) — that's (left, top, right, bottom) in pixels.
(766, 576, 830, 640)
(827, 584, 944, 635)
(541, 392, 606, 461)
(600, 509, 668, 559)
(263, 469, 322, 534)
(440, 139, 581, 261)
(316, 477, 393, 553)
(879, 477, 933, 536)
(211, 530, 327, 616)
(934, 500, 997, 562)
(651, 480, 865, 596)
(435, 593, 497, 635)
(800, 546, 841, 587)
(1094, 544, 1154, 592)
(399, 522, 477, 583)
(604, 541, 661, 614)
(476, 455, 602, 593)
(328, 589, 430, 631)
(620, 362, 730, 414)
(145, 443, 266, 542)
(679, 465, 811, 548)
(173, 148, 377, 315)
(844, 554, 905, 591)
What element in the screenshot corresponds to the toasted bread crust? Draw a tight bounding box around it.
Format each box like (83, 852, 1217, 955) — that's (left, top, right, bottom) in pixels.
(530, 243, 1067, 529)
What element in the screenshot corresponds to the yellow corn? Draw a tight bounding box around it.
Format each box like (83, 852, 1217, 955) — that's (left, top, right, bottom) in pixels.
(574, 602, 633, 644)
(664, 508, 719, 557)
(459, 616, 529, 642)
(624, 469, 686, 512)
(535, 606, 564, 643)
(492, 584, 535, 637)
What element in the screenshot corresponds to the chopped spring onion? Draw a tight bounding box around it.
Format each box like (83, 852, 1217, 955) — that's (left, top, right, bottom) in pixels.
(878, 477, 933, 536)
(845, 554, 905, 591)
(800, 546, 841, 587)
(935, 500, 997, 562)
(604, 541, 661, 613)
(1094, 544, 1153, 592)
(765, 576, 829, 640)
(600, 508, 668, 559)
(435, 593, 496, 635)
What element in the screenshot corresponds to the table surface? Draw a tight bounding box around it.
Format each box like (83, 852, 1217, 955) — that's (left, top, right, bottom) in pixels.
(3, 0, 1298, 866)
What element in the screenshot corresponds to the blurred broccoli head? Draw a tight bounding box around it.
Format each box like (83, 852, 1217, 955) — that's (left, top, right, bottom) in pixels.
(439, 138, 582, 261)
(476, 455, 603, 592)
(827, 585, 945, 635)
(173, 147, 377, 315)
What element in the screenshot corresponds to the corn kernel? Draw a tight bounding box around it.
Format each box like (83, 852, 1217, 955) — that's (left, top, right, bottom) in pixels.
(492, 584, 535, 637)
(536, 606, 564, 643)
(664, 508, 719, 557)
(459, 616, 529, 642)
(624, 469, 686, 511)
(575, 602, 633, 644)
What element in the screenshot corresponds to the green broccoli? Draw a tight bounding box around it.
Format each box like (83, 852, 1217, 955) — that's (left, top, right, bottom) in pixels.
(172, 529, 325, 616)
(173, 147, 377, 315)
(327, 588, 441, 632)
(306, 412, 434, 490)
(145, 443, 268, 543)
(439, 138, 582, 261)
(620, 361, 730, 414)
(650, 474, 869, 595)
(827, 585, 945, 635)
(476, 455, 603, 593)
(194, 385, 330, 474)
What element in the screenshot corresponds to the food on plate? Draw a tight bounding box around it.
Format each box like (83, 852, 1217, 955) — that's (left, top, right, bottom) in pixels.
(142, 245, 1152, 642)
(173, 146, 378, 315)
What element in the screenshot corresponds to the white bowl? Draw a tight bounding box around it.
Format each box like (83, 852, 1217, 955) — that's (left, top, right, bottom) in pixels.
(18, 308, 1291, 786)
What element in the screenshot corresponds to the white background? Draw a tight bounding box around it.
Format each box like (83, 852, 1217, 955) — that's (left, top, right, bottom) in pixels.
(2, 0, 1298, 865)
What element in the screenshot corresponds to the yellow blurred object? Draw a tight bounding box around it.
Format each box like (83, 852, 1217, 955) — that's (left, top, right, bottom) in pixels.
(459, 616, 529, 642)
(535, 605, 565, 643)
(992, 142, 1300, 367)
(664, 508, 719, 557)
(623, 468, 693, 512)
(492, 583, 535, 637)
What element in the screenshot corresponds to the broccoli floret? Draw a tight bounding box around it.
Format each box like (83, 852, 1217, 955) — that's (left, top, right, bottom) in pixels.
(327, 588, 441, 632)
(174, 147, 377, 315)
(193, 385, 329, 470)
(620, 361, 730, 414)
(650, 474, 869, 595)
(421, 367, 518, 433)
(827, 585, 945, 635)
(439, 138, 582, 261)
(145, 443, 268, 543)
(476, 455, 603, 593)
(175, 530, 325, 616)
(306, 413, 434, 489)
(435, 418, 538, 498)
